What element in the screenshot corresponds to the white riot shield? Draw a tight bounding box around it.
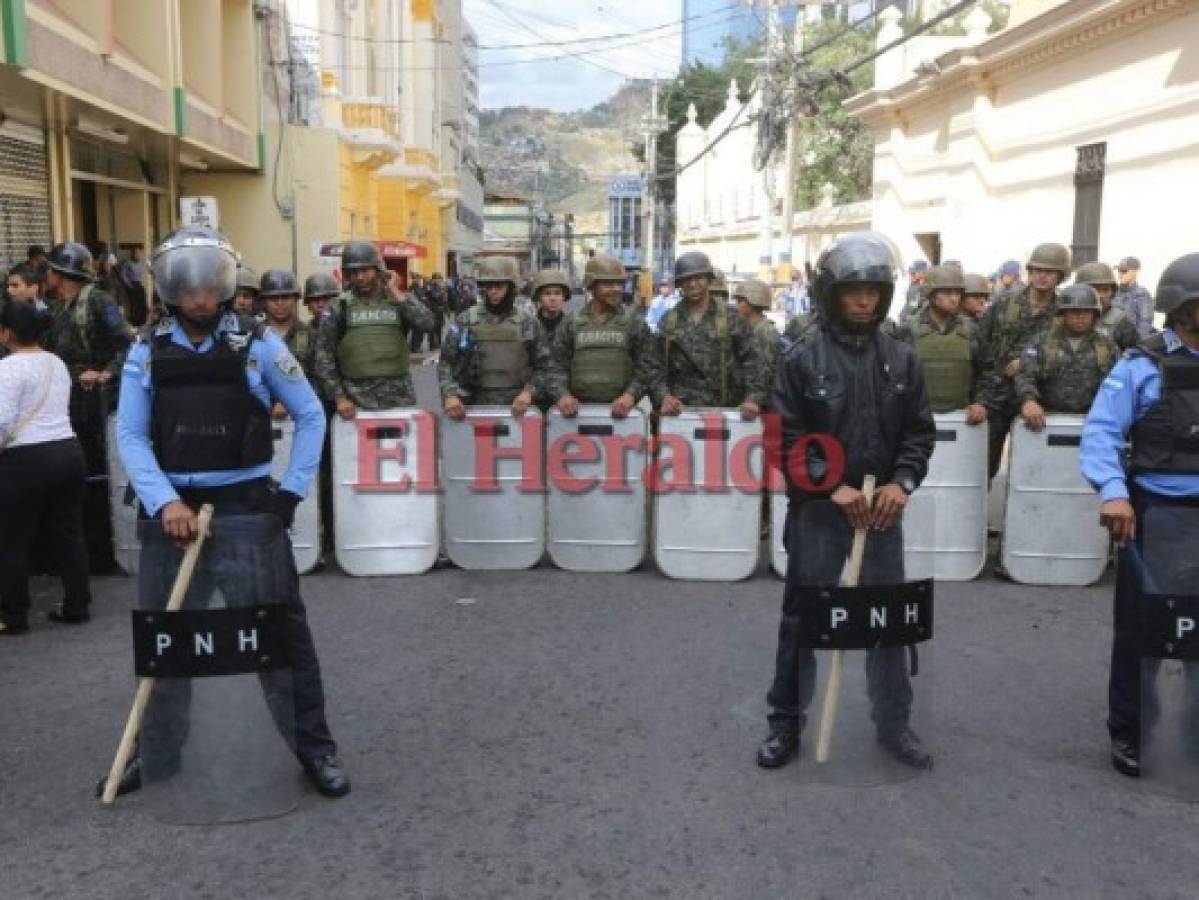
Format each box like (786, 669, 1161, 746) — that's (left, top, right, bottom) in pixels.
(903, 412, 988, 581)
(771, 490, 788, 578)
(270, 421, 321, 575)
(546, 406, 647, 573)
(442, 407, 544, 570)
(1137, 505, 1199, 799)
(1001, 415, 1108, 586)
(107, 414, 140, 575)
(332, 409, 440, 576)
(652, 410, 762, 581)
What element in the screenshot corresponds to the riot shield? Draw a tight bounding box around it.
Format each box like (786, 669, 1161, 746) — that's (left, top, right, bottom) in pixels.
(1138, 504, 1199, 798)
(269, 420, 321, 575)
(653, 410, 762, 581)
(903, 412, 987, 581)
(546, 406, 647, 573)
(135, 514, 300, 824)
(107, 414, 141, 575)
(792, 491, 936, 786)
(442, 407, 545, 570)
(1002, 416, 1108, 586)
(332, 409, 439, 576)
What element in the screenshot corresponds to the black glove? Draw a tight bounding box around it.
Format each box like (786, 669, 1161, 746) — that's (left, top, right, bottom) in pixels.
(270, 489, 301, 529)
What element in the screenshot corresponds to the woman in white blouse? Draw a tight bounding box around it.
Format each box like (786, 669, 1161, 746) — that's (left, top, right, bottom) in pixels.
(0, 299, 92, 635)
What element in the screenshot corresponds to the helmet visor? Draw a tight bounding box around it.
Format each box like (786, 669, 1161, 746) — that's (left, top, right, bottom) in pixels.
(153, 243, 237, 307)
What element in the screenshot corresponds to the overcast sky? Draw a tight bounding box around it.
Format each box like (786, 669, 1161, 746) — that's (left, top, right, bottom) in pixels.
(463, 0, 685, 111)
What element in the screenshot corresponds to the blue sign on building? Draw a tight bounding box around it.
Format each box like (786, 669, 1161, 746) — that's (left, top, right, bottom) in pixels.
(607, 175, 643, 269)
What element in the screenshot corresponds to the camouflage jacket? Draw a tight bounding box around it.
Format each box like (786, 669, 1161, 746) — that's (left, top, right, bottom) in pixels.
(655, 299, 768, 408)
(974, 286, 1058, 410)
(544, 301, 663, 404)
(271, 320, 317, 378)
(1098, 305, 1139, 352)
(534, 310, 572, 407)
(313, 285, 434, 409)
(752, 316, 782, 398)
(438, 303, 552, 406)
(44, 285, 132, 377)
(1013, 325, 1118, 413)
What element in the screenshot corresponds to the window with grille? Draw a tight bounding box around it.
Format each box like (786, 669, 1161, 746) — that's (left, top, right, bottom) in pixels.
(1072, 142, 1106, 268)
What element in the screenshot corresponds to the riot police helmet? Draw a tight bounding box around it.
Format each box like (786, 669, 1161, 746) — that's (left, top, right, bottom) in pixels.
(259, 268, 301, 298)
(151, 227, 238, 308)
(1154, 253, 1199, 317)
(811, 231, 898, 320)
(341, 240, 385, 273)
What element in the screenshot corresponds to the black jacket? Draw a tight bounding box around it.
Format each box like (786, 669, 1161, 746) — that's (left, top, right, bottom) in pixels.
(772, 321, 935, 500)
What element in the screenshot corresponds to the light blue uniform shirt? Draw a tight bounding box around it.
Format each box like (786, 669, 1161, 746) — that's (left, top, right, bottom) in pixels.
(646, 293, 677, 333)
(117, 314, 326, 516)
(1080, 329, 1199, 502)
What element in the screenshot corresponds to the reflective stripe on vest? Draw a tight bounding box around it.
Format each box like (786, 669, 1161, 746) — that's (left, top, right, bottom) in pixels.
(914, 327, 972, 412)
(570, 309, 632, 402)
(336, 298, 410, 380)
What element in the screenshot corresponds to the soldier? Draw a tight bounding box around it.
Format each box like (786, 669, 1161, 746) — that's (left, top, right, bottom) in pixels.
(961, 273, 991, 321)
(424, 273, 449, 352)
(711, 268, 730, 305)
(548, 254, 661, 419)
(531, 268, 573, 412)
(107, 226, 349, 798)
(1114, 256, 1155, 339)
(439, 256, 550, 420)
(260, 269, 316, 420)
(655, 252, 767, 421)
(900, 265, 988, 424)
(975, 242, 1070, 480)
(232, 265, 259, 317)
(897, 260, 929, 325)
(314, 241, 433, 420)
(1081, 253, 1199, 777)
(43, 241, 133, 577)
(733, 278, 782, 387)
(302, 271, 339, 324)
(758, 232, 936, 770)
(1076, 262, 1139, 351)
(1014, 284, 1118, 431)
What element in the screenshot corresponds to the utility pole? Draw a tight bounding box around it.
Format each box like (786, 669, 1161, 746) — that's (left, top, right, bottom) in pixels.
(777, 3, 812, 285)
(756, 0, 780, 284)
(640, 79, 668, 288)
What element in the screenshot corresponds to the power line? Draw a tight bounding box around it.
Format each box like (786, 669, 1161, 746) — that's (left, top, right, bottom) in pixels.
(840, 0, 979, 74)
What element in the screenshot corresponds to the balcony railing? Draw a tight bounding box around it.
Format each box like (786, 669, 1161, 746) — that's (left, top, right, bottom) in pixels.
(341, 101, 399, 139)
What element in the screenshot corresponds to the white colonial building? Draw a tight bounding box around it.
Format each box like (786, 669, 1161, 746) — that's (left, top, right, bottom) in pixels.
(847, 0, 1199, 290)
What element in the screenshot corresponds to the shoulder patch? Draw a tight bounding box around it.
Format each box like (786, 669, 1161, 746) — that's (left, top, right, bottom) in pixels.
(105, 304, 124, 326)
(274, 350, 303, 381)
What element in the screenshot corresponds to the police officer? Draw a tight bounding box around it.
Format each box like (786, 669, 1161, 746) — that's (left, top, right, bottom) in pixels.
(314, 241, 434, 419)
(976, 242, 1070, 480)
(961, 273, 991, 321)
(1075, 262, 1138, 351)
(900, 265, 988, 424)
(732, 278, 782, 387)
(260, 269, 316, 419)
(548, 254, 661, 419)
(758, 232, 936, 771)
(1114, 256, 1155, 339)
(43, 241, 132, 579)
(303, 270, 339, 324)
(110, 227, 348, 797)
(1015, 285, 1118, 432)
(232, 265, 260, 317)
(439, 256, 551, 421)
(1081, 253, 1199, 776)
(655, 252, 767, 421)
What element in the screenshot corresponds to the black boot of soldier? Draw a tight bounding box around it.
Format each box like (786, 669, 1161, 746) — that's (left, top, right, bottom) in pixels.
(1110, 737, 1139, 777)
(756, 731, 800, 769)
(95, 755, 143, 798)
(878, 726, 934, 770)
(301, 754, 351, 797)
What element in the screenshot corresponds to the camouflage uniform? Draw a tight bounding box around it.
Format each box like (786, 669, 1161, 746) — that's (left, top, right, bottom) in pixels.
(534, 310, 572, 409)
(752, 316, 782, 394)
(273, 320, 317, 378)
(439, 303, 552, 406)
(313, 285, 434, 409)
(1097, 306, 1139, 352)
(784, 311, 819, 345)
(545, 301, 662, 404)
(1013, 324, 1119, 413)
(654, 299, 768, 408)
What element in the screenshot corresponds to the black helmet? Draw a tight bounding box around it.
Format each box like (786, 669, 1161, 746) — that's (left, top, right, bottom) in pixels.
(304, 271, 340, 301)
(673, 251, 715, 283)
(811, 232, 898, 320)
(151, 227, 237, 308)
(341, 241, 385, 273)
(1055, 284, 1101, 313)
(1155, 253, 1199, 317)
(259, 268, 301, 298)
(47, 241, 95, 281)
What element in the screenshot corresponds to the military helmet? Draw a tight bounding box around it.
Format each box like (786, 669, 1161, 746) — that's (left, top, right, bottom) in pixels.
(962, 273, 991, 296)
(711, 268, 729, 298)
(476, 256, 519, 286)
(235, 265, 259, 294)
(259, 268, 301, 298)
(532, 268, 571, 297)
(1074, 261, 1118, 289)
(583, 253, 625, 288)
(1026, 243, 1071, 276)
(151, 226, 238, 308)
(811, 231, 898, 319)
(1055, 284, 1102, 313)
(733, 278, 772, 310)
(47, 241, 95, 282)
(341, 240, 385, 273)
(673, 251, 715, 283)
(925, 265, 965, 293)
(303, 271, 340, 301)
(1154, 253, 1199, 317)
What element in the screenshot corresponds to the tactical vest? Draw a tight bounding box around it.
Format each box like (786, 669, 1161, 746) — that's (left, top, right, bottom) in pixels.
(914, 326, 972, 412)
(467, 306, 529, 395)
(149, 323, 273, 473)
(662, 302, 732, 406)
(1129, 336, 1199, 476)
(570, 307, 632, 402)
(336, 294, 410, 380)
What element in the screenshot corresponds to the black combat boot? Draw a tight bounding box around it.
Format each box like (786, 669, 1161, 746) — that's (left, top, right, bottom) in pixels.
(301, 755, 351, 797)
(756, 731, 800, 769)
(878, 726, 933, 770)
(1110, 737, 1139, 777)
